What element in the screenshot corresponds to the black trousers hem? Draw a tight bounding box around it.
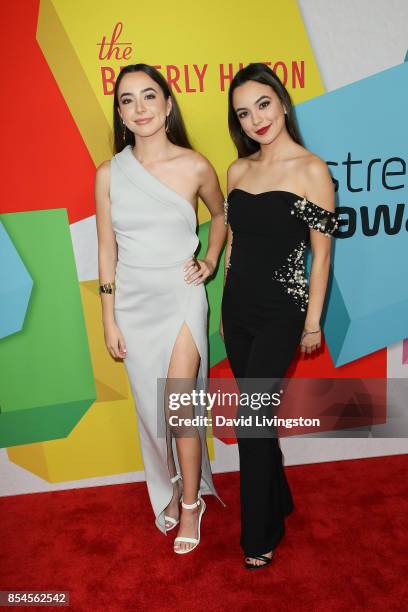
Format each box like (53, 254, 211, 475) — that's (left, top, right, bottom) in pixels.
(240, 501, 294, 557)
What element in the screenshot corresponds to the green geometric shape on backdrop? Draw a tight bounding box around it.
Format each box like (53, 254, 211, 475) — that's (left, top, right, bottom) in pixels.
(0, 209, 96, 448)
(196, 221, 227, 368)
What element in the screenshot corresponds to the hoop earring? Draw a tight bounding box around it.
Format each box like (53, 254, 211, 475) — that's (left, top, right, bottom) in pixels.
(122, 120, 126, 142)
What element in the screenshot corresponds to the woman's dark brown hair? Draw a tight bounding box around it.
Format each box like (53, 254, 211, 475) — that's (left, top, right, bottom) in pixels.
(113, 63, 192, 153)
(228, 62, 303, 158)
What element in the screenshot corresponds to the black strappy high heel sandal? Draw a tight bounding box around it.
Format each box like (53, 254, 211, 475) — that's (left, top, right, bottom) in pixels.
(244, 553, 273, 569)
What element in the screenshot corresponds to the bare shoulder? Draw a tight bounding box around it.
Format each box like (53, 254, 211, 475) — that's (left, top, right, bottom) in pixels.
(298, 152, 335, 211)
(190, 149, 213, 172)
(228, 157, 249, 174)
(180, 149, 219, 185)
(172, 147, 206, 171)
(227, 157, 249, 187)
(95, 160, 111, 201)
(299, 152, 331, 183)
(95, 160, 111, 183)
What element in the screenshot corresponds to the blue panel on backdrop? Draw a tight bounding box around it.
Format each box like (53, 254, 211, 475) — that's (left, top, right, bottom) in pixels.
(296, 59, 408, 367)
(0, 221, 33, 338)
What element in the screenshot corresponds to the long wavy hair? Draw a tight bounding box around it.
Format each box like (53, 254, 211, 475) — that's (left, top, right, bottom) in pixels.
(228, 63, 303, 158)
(113, 64, 192, 153)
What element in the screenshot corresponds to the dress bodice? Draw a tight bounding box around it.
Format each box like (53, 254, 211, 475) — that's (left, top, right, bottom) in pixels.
(110, 145, 198, 268)
(224, 189, 339, 312)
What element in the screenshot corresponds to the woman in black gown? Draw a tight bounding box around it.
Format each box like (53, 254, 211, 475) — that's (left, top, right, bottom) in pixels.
(220, 63, 339, 569)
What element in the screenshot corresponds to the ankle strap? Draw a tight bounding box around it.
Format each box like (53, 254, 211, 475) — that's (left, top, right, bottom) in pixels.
(181, 493, 201, 509)
(170, 473, 181, 484)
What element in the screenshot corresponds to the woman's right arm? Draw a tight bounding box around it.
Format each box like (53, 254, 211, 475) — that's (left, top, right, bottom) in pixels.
(95, 161, 127, 359)
(222, 161, 241, 287)
(220, 161, 243, 340)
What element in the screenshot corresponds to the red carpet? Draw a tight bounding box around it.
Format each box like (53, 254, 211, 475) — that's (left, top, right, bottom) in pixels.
(1, 454, 407, 611)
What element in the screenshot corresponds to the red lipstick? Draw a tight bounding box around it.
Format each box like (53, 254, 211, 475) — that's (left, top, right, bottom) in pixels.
(255, 124, 271, 135)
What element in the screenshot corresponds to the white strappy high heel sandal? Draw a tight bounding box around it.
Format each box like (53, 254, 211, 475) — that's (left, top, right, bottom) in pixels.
(164, 473, 182, 532)
(173, 492, 206, 554)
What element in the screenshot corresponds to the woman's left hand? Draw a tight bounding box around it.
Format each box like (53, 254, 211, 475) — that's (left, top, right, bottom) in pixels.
(183, 257, 215, 285)
(300, 328, 321, 354)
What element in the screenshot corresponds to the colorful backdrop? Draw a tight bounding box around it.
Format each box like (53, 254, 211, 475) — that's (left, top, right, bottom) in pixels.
(1, 0, 407, 497)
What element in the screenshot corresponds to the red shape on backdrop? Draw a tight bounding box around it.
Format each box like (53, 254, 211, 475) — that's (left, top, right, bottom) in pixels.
(212, 333, 386, 380)
(210, 335, 386, 444)
(0, 1, 95, 223)
(287, 334, 386, 378)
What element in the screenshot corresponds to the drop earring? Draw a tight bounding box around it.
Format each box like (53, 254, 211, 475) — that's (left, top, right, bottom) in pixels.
(122, 120, 126, 142)
(165, 115, 170, 133)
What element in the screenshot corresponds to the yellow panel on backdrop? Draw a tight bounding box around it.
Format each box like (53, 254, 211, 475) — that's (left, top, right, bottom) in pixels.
(37, 0, 324, 223)
(36, 0, 112, 165)
(7, 281, 214, 481)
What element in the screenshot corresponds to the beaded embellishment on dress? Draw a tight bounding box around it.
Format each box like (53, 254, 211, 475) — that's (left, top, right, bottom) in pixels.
(224, 196, 229, 226)
(272, 240, 308, 312)
(224, 196, 232, 269)
(290, 197, 339, 236)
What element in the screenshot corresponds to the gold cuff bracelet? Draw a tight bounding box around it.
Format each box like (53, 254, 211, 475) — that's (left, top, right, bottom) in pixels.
(99, 281, 116, 294)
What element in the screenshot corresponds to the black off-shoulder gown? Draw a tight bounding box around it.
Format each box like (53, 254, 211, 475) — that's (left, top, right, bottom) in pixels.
(221, 188, 339, 558)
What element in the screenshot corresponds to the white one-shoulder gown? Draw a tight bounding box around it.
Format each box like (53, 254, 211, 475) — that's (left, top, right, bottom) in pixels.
(109, 144, 222, 533)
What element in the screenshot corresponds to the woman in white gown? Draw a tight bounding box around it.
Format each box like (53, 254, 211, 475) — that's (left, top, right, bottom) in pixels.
(95, 64, 226, 554)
